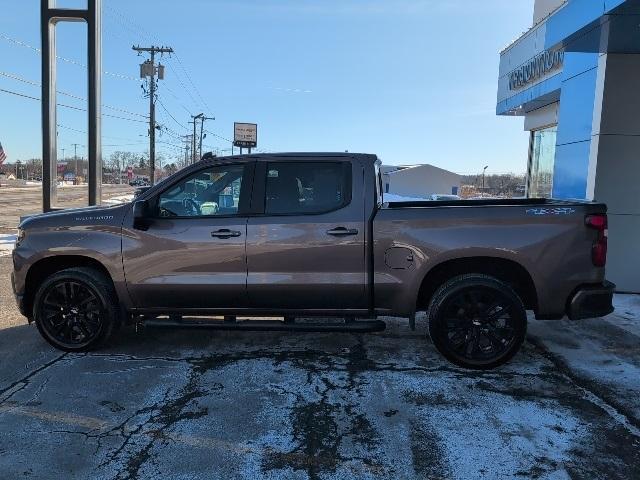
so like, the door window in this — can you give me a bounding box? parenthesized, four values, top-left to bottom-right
(265, 162, 351, 215)
(157, 164, 245, 217)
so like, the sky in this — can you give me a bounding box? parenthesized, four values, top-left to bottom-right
(0, 0, 534, 175)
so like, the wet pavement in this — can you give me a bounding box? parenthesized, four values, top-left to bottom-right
(1, 306, 639, 479)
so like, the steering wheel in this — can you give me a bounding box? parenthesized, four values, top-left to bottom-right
(182, 197, 201, 216)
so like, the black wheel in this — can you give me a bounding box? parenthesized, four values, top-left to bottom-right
(427, 274, 527, 370)
(33, 267, 118, 352)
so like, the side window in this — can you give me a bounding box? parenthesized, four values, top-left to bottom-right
(157, 164, 245, 217)
(265, 162, 351, 215)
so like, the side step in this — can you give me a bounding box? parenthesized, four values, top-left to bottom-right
(142, 318, 386, 333)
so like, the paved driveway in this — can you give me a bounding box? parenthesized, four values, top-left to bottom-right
(1, 310, 639, 479)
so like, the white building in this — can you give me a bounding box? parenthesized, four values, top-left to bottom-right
(381, 164, 461, 199)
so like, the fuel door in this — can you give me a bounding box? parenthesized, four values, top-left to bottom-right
(385, 247, 415, 270)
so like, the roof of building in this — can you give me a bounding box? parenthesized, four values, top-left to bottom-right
(382, 163, 460, 177)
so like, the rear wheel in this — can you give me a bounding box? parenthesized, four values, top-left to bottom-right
(33, 267, 118, 352)
(427, 274, 527, 370)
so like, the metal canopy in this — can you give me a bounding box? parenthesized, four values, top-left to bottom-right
(41, 0, 102, 211)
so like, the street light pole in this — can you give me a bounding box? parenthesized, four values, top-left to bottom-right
(199, 116, 215, 160)
(482, 165, 489, 193)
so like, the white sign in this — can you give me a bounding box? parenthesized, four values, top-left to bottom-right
(234, 122, 257, 148)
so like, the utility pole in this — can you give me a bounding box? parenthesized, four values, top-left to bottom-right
(199, 116, 215, 159)
(190, 113, 203, 164)
(181, 134, 193, 168)
(132, 45, 173, 185)
(71, 143, 80, 180)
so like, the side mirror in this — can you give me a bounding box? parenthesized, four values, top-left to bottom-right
(133, 200, 149, 221)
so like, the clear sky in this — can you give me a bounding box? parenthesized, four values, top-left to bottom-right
(0, 0, 534, 174)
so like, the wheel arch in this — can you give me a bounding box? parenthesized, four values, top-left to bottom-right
(416, 256, 538, 312)
(23, 255, 116, 319)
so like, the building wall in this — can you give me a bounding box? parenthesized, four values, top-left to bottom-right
(551, 52, 600, 199)
(534, 0, 566, 24)
(384, 165, 461, 198)
(590, 53, 640, 292)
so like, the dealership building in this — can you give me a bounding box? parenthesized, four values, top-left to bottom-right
(497, 0, 640, 292)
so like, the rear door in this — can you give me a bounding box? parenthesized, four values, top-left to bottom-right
(245, 158, 367, 311)
(123, 161, 253, 310)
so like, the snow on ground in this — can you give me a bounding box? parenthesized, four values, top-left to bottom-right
(528, 294, 640, 422)
(383, 193, 430, 202)
(0, 234, 16, 258)
(103, 194, 134, 205)
(610, 294, 640, 337)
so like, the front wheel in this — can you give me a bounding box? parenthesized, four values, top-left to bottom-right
(33, 267, 118, 352)
(427, 274, 527, 370)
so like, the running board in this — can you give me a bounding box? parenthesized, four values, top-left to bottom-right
(142, 318, 386, 333)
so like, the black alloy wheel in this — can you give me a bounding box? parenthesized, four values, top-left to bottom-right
(34, 268, 117, 351)
(428, 274, 527, 369)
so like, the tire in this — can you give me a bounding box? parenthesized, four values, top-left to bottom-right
(427, 274, 527, 370)
(33, 267, 118, 352)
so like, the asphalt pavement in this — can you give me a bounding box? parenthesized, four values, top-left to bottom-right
(0, 261, 639, 479)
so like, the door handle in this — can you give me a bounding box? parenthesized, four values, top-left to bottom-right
(326, 227, 359, 236)
(211, 229, 242, 238)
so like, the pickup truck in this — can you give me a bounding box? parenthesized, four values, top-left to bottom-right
(11, 153, 615, 369)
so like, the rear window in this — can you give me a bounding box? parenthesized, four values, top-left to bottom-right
(265, 161, 351, 215)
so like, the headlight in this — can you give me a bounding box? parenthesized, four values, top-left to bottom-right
(15, 228, 25, 247)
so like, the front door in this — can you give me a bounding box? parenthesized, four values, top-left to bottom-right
(246, 159, 366, 311)
(123, 162, 253, 310)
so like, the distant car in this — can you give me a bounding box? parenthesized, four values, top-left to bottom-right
(129, 179, 150, 187)
(429, 194, 461, 201)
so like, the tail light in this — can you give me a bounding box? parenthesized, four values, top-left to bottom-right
(585, 214, 608, 267)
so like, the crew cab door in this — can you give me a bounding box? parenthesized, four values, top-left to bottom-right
(122, 161, 254, 310)
(245, 158, 366, 311)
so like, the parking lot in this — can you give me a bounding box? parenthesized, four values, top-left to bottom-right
(0, 189, 639, 479)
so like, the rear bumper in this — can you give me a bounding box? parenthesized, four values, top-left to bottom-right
(567, 281, 615, 320)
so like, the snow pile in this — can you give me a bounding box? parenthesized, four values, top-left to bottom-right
(103, 194, 134, 205)
(383, 193, 430, 203)
(0, 233, 16, 257)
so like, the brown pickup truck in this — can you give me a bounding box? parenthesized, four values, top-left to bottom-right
(12, 153, 614, 369)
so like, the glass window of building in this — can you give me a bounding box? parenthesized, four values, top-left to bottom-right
(528, 126, 557, 198)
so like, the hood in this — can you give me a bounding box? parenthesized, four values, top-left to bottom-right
(19, 204, 130, 230)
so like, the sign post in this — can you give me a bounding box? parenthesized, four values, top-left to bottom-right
(233, 122, 257, 154)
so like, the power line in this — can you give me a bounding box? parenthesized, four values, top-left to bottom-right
(103, 6, 205, 113)
(0, 86, 148, 123)
(165, 61, 202, 111)
(0, 70, 147, 118)
(172, 53, 213, 114)
(161, 84, 193, 116)
(156, 97, 186, 131)
(0, 32, 137, 81)
(204, 129, 233, 144)
(159, 126, 185, 141)
(56, 124, 145, 142)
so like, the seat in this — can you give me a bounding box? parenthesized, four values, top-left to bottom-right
(267, 174, 301, 213)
